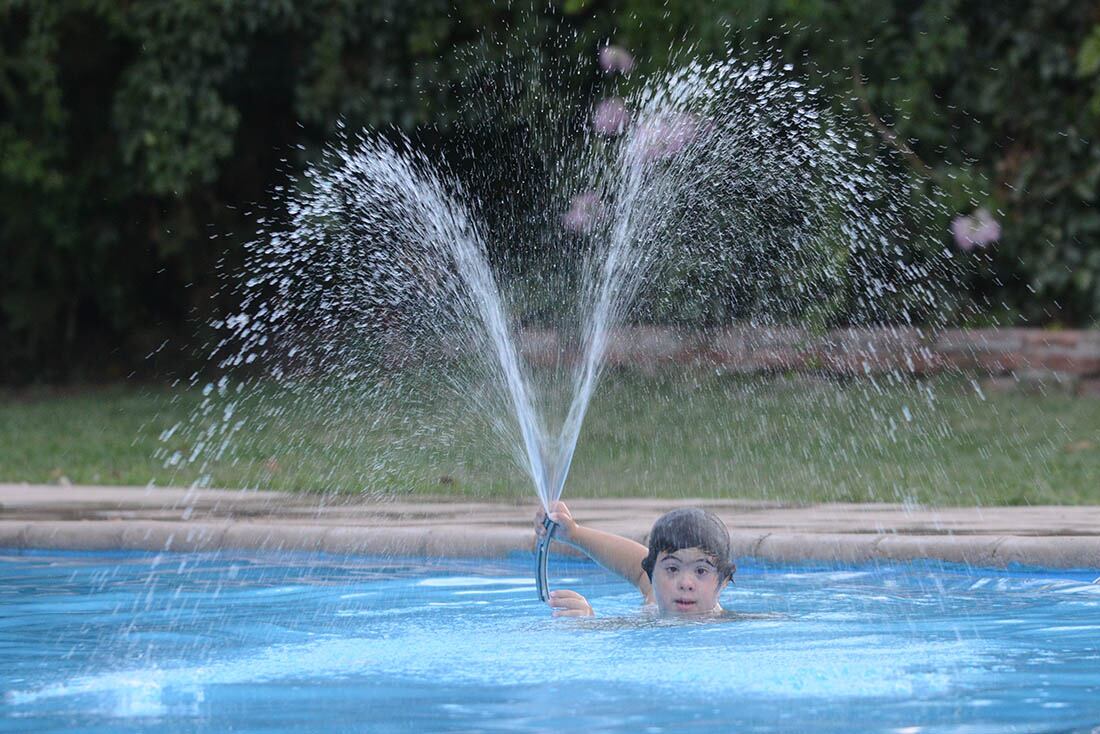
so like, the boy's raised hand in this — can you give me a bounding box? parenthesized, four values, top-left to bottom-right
(548, 589, 594, 617)
(535, 501, 578, 544)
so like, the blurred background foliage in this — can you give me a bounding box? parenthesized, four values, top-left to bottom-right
(1, 0, 1099, 382)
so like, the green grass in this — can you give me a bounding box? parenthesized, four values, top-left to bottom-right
(1, 370, 1098, 505)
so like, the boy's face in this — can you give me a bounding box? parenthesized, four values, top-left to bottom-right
(651, 547, 729, 616)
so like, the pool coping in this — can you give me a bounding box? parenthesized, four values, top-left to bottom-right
(2, 484, 1099, 569)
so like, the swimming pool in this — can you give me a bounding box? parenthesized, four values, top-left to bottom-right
(2, 549, 1098, 732)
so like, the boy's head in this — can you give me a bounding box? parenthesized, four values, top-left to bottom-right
(641, 508, 735, 615)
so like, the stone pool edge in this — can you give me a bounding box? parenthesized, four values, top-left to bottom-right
(2, 520, 1099, 570)
(2, 486, 1099, 570)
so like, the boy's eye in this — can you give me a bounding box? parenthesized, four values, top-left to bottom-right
(664, 566, 679, 574)
(695, 567, 712, 577)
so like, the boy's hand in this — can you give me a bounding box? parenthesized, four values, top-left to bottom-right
(535, 501, 579, 544)
(548, 589, 594, 617)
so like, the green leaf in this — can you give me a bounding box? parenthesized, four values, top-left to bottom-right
(1077, 25, 1100, 76)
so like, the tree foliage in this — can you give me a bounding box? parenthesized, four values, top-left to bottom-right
(1, 0, 1098, 381)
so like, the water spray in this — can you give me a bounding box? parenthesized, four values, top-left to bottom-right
(189, 56, 959, 618)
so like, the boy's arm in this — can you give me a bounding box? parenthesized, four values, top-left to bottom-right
(536, 502, 653, 597)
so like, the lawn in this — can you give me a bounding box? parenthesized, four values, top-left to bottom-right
(1, 370, 1098, 505)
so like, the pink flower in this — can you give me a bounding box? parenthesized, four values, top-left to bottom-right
(632, 112, 699, 161)
(598, 45, 635, 75)
(592, 98, 631, 136)
(951, 208, 1001, 251)
(563, 191, 601, 232)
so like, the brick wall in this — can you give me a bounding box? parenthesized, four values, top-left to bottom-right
(515, 327, 1100, 396)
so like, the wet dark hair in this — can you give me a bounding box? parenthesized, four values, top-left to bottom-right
(640, 508, 735, 581)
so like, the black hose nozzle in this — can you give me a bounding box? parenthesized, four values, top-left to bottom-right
(536, 515, 558, 602)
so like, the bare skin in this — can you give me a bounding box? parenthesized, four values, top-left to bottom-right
(535, 502, 730, 617)
(647, 548, 729, 616)
(546, 589, 593, 618)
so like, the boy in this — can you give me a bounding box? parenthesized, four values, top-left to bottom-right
(534, 502, 735, 617)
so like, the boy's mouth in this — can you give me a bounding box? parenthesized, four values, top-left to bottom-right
(673, 599, 697, 611)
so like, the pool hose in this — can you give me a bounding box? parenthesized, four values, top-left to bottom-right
(536, 515, 558, 602)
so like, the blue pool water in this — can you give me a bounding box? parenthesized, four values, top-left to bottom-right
(1, 549, 1098, 733)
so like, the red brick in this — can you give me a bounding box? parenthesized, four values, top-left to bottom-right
(973, 352, 1029, 375)
(934, 328, 1025, 353)
(1078, 378, 1100, 397)
(1032, 354, 1100, 374)
(1074, 335, 1100, 360)
(504, 325, 1100, 378)
(1024, 330, 1081, 348)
